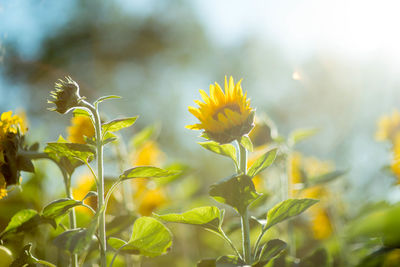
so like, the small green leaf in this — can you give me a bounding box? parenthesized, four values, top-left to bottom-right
(240, 135, 253, 152)
(154, 206, 224, 233)
(45, 142, 95, 163)
(106, 214, 137, 236)
(199, 141, 238, 167)
(41, 199, 82, 226)
(119, 217, 172, 257)
(307, 170, 346, 187)
(209, 174, 260, 215)
(108, 237, 128, 251)
(256, 239, 287, 265)
(0, 209, 41, 238)
(120, 166, 180, 180)
(248, 148, 277, 178)
(102, 117, 138, 133)
(288, 128, 319, 147)
(53, 206, 102, 253)
(265, 198, 318, 230)
(94, 95, 121, 106)
(73, 108, 92, 118)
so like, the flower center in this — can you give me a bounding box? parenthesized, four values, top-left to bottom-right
(212, 103, 241, 120)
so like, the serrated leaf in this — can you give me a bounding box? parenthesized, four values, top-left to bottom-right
(154, 206, 224, 233)
(94, 95, 121, 106)
(265, 198, 318, 230)
(41, 199, 82, 225)
(209, 174, 260, 215)
(0, 209, 41, 238)
(199, 141, 238, 167)
(307, 170, 346, 187)
(247, 148, 277, 178)
(102, 117, 138, 133)
(240, 135, 253, 152)
(288, 128, 319, 147)
(120, 166, 180, 180)
(119, 217, 172, 257)
(256, 239, 287, 266)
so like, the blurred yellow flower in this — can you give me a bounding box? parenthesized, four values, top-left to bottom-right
(67, 116, 95, 144)
(0, 173, 7, 200)
(187, 76, 254, 144)
(376, 110, 400, 142)
(73, 174, 96, 214)
(132, 140, 165, 166)
(137, 188, 167, 216)
(0, 111, 29, 198)
(310, 207, 333, 240)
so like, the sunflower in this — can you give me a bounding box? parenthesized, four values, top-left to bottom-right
(67, 116, 95, 144)
(187, 76, 255, 144)
(376, 110, 400, 142)
(0, 111, 31, 199)
(49, 76, 83, 114)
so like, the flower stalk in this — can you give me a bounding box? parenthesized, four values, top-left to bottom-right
(238, 141, 251, 264)
(81, 100, 107, 267)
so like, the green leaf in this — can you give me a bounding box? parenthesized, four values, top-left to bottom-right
(199, 141, 238, 167)
(154, 206, 224, 233)
(265, 198, 318, 230)
(120, 166, 180, 180)
(45, 142, 95, 163)
(256, 239, 287, 266)
(288, 128, 319, 147)
(106, 214, 137, 236)
(119, 217, 172, 257)
(209, 174, 260, 215)
(102, 117, 138, 133)
(41, 198, 82, 227)
(53, 206, 102, 253)
(307, 170, 346, 187)
(197, 259, 216, 267)
(247, 148, 278, 178)
(108, 237, 128, 251)
(94, 95, 121, 106)
(240, 135, 253, 152)
(73, 108, 92, 118)
(0, 209, 41, 238)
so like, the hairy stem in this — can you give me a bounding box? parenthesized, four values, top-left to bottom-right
(238, 141, 251, 264)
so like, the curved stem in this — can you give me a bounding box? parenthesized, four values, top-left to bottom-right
(110, 243, 129, 267)
(237, 141, 251, 264)
(218, 228, 243, 260)
(82, 100, 107, 267)
(35, 260, 57, 267)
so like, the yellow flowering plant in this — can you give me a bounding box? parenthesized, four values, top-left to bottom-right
(0, 77, 179, 267)
(155, 76, 319, 266)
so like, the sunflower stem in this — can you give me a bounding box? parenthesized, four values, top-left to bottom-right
(238, 141, 251, 264)
(82, 101, 107, 267)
